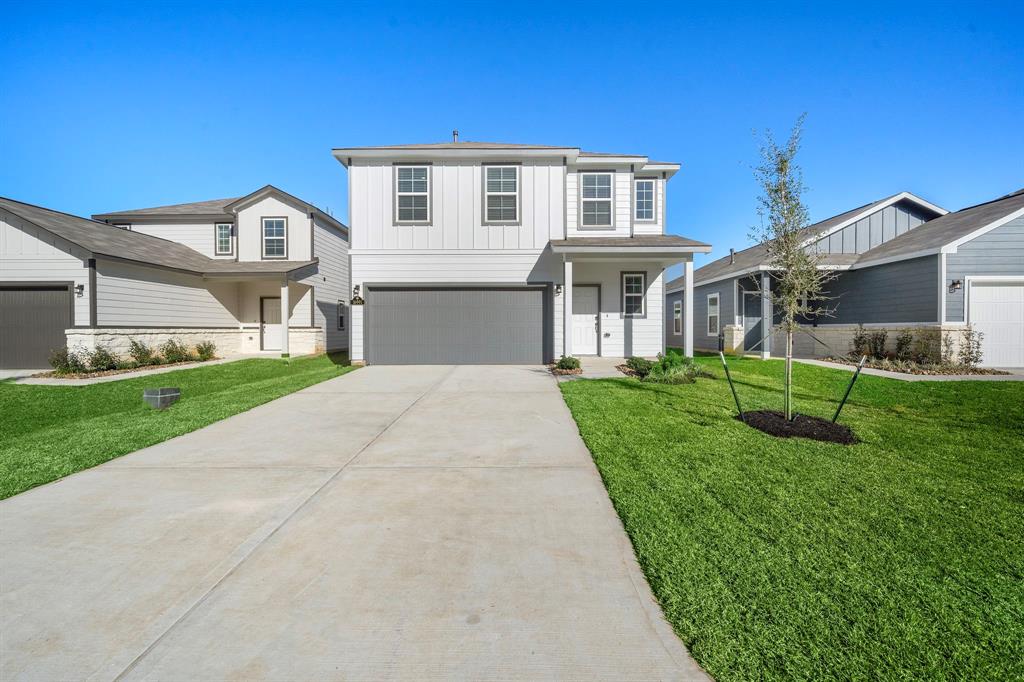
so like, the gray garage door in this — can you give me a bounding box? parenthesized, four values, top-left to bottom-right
(367, 287, 546, 364)
(0, 285, 72, 368)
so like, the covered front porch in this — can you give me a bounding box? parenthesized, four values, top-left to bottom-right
(550, 236, 711, 359)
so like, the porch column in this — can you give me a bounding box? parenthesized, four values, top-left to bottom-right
(563, 258, 573, 357)
(280, 276, 290, 358)
(760, 272, 771, 359)
(683, 259, 694, 357)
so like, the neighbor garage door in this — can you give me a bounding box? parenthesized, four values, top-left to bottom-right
(366, 287, 546, 364)
(969, 281, 1024, 367)
(0, 285, 72, 368)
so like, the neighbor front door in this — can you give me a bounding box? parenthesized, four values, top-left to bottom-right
(743, 292, 763, 352)
(572, 286, 599, 355)
(261, 297, 282, 351)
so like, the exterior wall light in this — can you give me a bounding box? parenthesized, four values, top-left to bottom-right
(949, 279, 963, 293)
(75, 284, 85, 297)
(554, 284, 562, 296)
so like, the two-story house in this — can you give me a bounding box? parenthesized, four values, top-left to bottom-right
(0, 185, 348, 368)
(332, 140, 711, 365)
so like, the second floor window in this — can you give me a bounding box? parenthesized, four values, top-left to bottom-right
(581, 173, 613, 227)
(396, 166, 429, 223)
(262, 218, 286, 258)
(485, 166, 518, 223)
(215, 223, 233, 255)
(635, 179, 655, 221)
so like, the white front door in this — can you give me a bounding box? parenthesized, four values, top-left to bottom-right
(261, 297, 282, 351)
(969, 281, 1024, 367)
(572, 286, 599, 355)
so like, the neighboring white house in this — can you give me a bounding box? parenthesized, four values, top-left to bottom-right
(0, 185, 348, 368)
(332, 140, 711, 365)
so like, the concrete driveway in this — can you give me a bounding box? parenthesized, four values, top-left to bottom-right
(1, 365, 706, 681)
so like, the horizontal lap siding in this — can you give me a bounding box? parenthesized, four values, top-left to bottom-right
(128, 222, 220, 258)
(96, 261, 238, 327)
(306, 219, 349, 350)
(946, 217, 1024, 322)
(1, 209, 90, 324)
(692, 279, 735, 350)
(825, 256, 938, 324)
(571, 262, 664, 358)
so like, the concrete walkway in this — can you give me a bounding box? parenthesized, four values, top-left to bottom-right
(0, 365, 706, 681)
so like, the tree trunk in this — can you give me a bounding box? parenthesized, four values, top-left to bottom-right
(785, 330, 793, 420)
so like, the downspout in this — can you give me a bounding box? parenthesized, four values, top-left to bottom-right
(88, 258, 97, 327)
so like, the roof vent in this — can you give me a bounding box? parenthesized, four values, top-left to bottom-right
(729, 248, 735, 264)
(452, 129, 459, 143)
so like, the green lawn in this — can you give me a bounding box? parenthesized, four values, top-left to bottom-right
(560, 353, 1023, 681)
(0, 353, 356, 499)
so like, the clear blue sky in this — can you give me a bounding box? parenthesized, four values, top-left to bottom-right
(2, 1, 1022, 270)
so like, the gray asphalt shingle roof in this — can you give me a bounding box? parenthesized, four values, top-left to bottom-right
(692, 195, 903, 285)
(856, 187, 1024, 264)
(332, 140, 663, 160)
(0, 197, 316, 276)
(92, 197, 238, 219)
(550, 235, 710, 249)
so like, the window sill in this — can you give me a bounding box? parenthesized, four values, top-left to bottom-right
(393, 222, 433, 227)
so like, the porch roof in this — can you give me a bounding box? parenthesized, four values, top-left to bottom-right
(549, 235, 711, 255)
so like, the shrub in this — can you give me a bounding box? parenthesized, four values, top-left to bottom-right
(128, 338, 157, 365)
(641, 353, 714, 384)
(87, 344, 119, 371)
(625, 356, 653, 378)
(941, 331, 955, 365)
(49, 347, 87, 375)
(850, 324, 870, 358)
(195, 340, 217, 361)
(159, 338, 195, 364)
(895, 329, 914, 361)
(555, 355, 580, 370)
(912, 330, 942, 365)
(958, 325, 985, 368)
(868, 329, 888, 359)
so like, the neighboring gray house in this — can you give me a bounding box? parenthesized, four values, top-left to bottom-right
(0, 186, 349, 369)
(665, 188, 1024, 367)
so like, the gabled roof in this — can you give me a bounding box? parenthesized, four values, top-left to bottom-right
(691, 192, 945, 286)
(0, 197, 316, 277)
(853, 187, 1024, 267)
(92, 184, 347, 235)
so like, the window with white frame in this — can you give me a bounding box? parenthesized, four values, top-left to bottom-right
(396, 166, 430, 223)
(635, 179, 655, 221)
(262, 218, 286, 258)
(337, 300, 346, 331)
(673, 300, 682, 334)
(707, 293, 720, 336)
(215, 223, 233, 255)
(581, 173, 613, 227)
(485, 166, 518, 223)
(622, 272, 646, 317)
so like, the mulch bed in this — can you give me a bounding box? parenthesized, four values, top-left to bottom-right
(33, 358, 216, 380)
(738, 410, 858, 445)
(616, 364, 641, 377)
(823, 357, 1008, 376)
(550, 366, 583, 376)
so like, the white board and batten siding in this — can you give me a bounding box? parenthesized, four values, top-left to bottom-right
(350, 161, 565, 250)
(0, 208, 91, 324)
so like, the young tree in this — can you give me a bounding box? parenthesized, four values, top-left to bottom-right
(749, 115, 837, 420)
